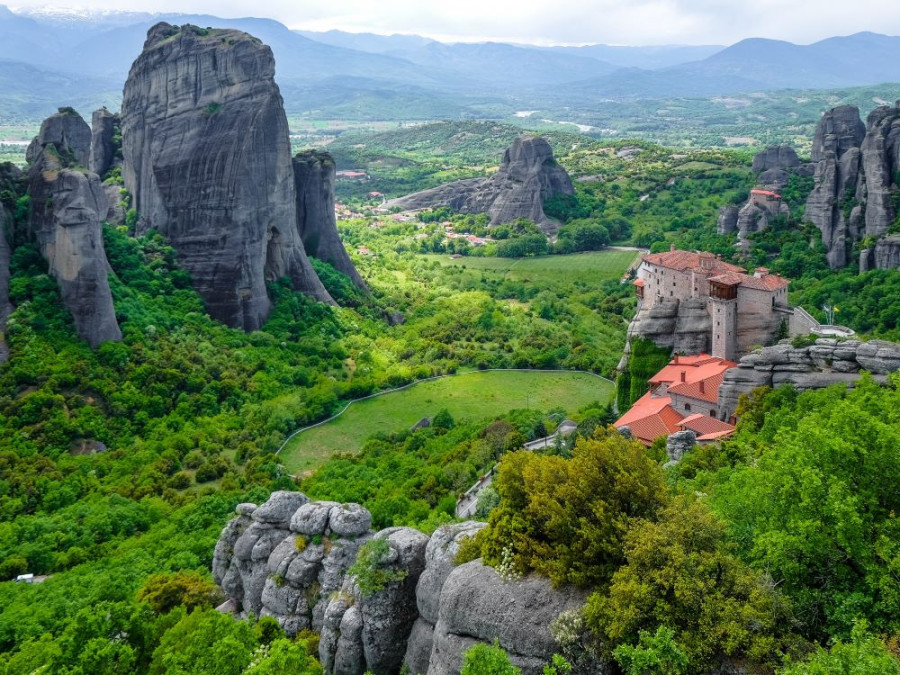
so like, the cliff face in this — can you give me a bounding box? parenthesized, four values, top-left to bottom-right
(718, 338, 900, 418)
(292, 150, 366, 289)
(385, 136, 574, 235)
(805, 103, 900, 269)
(626, 298, 712, 355)
(213, 493, 586, 675)
(26, 109, 122, 347)
(121, 23, 332, 331)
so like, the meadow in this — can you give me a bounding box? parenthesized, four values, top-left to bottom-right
(279, 369, 614, 474)
(421, 249, 639, 283)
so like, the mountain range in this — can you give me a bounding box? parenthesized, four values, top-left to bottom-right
(0, 6, 899, 121)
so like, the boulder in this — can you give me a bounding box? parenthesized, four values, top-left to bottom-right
(26, 109, 122, 347)
(428, 561, 588, 675)
(252, 491, 310, 527)
(386, 136, 574, 235)
(329, 504, 372, 537)
(666, 430, 696, 463)
(874, 236, 900, 270)
(121, 23, 332, 331)
(293, 151, 366, 289)
(291, 501, 340, 535)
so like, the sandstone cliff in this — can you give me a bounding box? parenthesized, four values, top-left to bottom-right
(121, 23, 332, 331)
(25, 109, 122, 347)
(718, 338, 900, 418)
(293, 150, 366, 290)
(626, 298, 712, 355)
(385, 136, 574, 235)
(213, 492, 585, 675)
(805, 103, 900, 269)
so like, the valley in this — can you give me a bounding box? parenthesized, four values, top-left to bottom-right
(0, 9, 900, 675)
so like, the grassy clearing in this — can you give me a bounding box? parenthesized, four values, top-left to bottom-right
(280, 370, 614, 474)
(420, 250, 639, 284)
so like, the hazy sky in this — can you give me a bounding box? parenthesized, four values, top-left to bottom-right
(11, 0, 900, 45)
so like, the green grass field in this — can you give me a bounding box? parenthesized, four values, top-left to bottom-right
(280, 370, 614, 474)
(421, 250, 639, 283)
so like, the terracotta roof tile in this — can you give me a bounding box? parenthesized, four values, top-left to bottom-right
(643, 250, 745, 275)
(678, 413, 735, 436)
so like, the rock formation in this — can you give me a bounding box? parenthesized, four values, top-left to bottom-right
(804, 103, 900, 270)
(0, 203, 12, 363)
(25, 109, 121, 347)
(718, 338, 900, 418)
(665, 429, 696, 465)
(752, 145, 801, 174)
(716, 205, 739, 235)
(293, 151, 366, 289)
(626, 298, 712, 355)
(89, 108, 119, 178)
(213, 492, 585, 675)
(385, 136, 574, 235)
(121, 23, 332, 331)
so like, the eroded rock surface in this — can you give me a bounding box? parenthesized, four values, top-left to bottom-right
(718, 338, 900, 418)
(385, 136, 574, 234)
(293, 150, 366, 289)
(428, 561, 587, 675)
(89, 108, 119, 177)
(752, 145, 800, 173)
(121, 23, 331, 330)
(805, 103, 900, 269)
(26, 109, 121, 347)
(213, 497, 579, 675)
(627, 298, 712, 355)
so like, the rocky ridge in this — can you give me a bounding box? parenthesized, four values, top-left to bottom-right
(213, 492, 584, 675)
(385, 136, 574, 235)
(717, 337, 900, 418)
(121, 23, 333, 330)
(805, 103, 900, 269)
(25, 108, 122, 347)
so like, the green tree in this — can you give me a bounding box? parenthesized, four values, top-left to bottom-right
(136, 571, 224, 614)
(586, 498, 796, 670)
(149, 609, 255, 675)
(480, 430, 668, 587)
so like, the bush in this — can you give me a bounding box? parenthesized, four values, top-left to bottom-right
(136, 571, 224, 614)
(461, 640, 521, 675)
(347, 538, 407, 595)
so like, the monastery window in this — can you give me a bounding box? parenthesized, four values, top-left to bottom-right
(710, 409, 716, 417)
(684, 403, 691, 411)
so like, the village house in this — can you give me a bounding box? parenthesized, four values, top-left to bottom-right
(614, 354, 737, 446)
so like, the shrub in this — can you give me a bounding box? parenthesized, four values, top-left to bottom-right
(136, 571, 224, 614)
(461, 640, 520, 675)
(347, 538, 407, 595)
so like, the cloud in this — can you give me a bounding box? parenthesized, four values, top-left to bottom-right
(11, 0, 900, 45)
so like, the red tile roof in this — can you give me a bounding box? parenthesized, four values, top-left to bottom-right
(643, 250, 745, 275)
(648, 354, 736, 389)
(751, 189, 781, 198)
(708, 271, 789, 292)
(614, 392, 684, 446)
(678, 413, 735, 436)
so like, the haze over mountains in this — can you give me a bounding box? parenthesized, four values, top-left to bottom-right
(1, 5, 899, 120)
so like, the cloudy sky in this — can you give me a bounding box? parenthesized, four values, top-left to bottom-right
(11, 0, 900, 45)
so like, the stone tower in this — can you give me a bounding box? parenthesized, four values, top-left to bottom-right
(710, 278, 738, 361)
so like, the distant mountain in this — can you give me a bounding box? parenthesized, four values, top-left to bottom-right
(0, 58, 120, 119)
(295, 29, 436, 54)
(540, 44, 724, 69)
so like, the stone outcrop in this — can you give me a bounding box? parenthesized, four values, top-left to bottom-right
(752, 145, 800, 173)
(385, 136, 574, 235)
(627, 298, 712, 354)
(718, 338, 900, 418)
(804, 103, 900, 270)
(428, 562, 588, 675)
(665, 430, 696, 464)
(26, 109, 121, 347)
(293, 151, 366, 289)
(214, 493, 584, 675)
(89, 108, 119, 178)
(26, 107, 92, 168)
(121, 23, 332, 331)
(717, 205, 739, 235)
(403, 521, 486, 675)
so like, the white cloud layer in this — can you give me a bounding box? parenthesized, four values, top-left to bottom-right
(11, 0, 900, 45)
